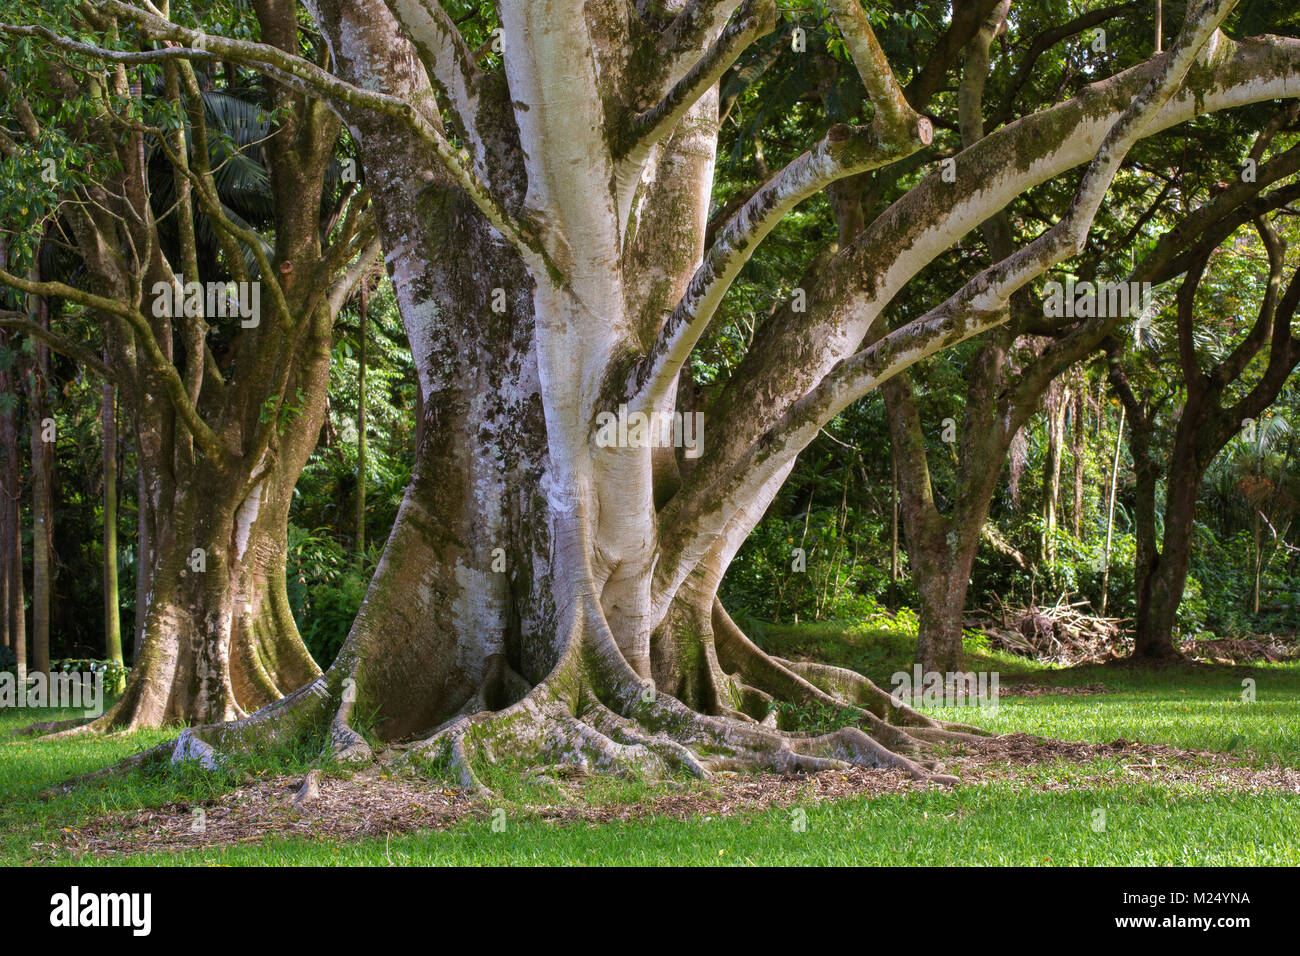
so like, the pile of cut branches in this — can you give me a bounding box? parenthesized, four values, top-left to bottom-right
(1181, 634, 1299, 664)
(969, 594, 1131, 665)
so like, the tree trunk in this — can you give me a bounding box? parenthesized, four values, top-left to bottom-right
(133, 465, 149, 661)
(108, 453, 324, 728)
(0, 329, 24, 683)
(103, 376, 124, 689)
(105, 0, 1266, 784)
(1131, 446, 1200, 661)
(889, 451, 899, 602)
(104, 310, 333, 729)
(1071, 384, 1086, 537)
(27, 279, 52, 676)
(356, 280, 367, 556)
(1100, 405, 1125, 615)
(1041, 384, 1067, 567)
(912, 533, 982, 674)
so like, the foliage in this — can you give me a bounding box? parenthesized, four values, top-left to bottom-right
(285, 525, 378, 668)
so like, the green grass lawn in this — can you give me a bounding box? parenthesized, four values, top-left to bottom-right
(2, 621, 1297, 866)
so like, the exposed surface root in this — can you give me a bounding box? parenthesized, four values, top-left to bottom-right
(710, 601, 988, 738)
(57, 602, 994, 801)
(398, 654, 965, 797)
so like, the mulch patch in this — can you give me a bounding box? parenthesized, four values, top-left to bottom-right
(40, 733, 1300, 859)
(1001, 682, 1110, 697)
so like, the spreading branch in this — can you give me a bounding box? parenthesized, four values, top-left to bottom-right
(654, 0, 1241, 602)
(0, 269, 226, 462)
(628, 120, 931, 410)
(2, 3, 544, 264)
(684, 25, 1300, 523)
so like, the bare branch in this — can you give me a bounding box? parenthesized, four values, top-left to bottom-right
(0, 269, 226, 461)
(4, 3, 545, 265)
(327, 235, 383, 317)
(0, 311, 116, 381)
(990, 2, 1142, 127)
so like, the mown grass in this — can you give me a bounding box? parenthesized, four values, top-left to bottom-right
(0, 703, 328, 865)
(2, 621, 1297, 866)
(37, 771, 1300, 866)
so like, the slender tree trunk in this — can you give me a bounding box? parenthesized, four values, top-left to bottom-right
(0, 446, 7, 658)
(1252, 509, 1262, 614)
(1071, 385, 1086, 537)
(1, 326, 24, 683)
(356, 280, 367, 556)
(889, 452, 899, 603)
(1100, 405, 1125, 615)
(27, 278, 52, 676)
(102, 375, 124, 687)
(133, 465, 149, 661)
(1041, 384, 1067, 567)
(5, 463, 24, 685)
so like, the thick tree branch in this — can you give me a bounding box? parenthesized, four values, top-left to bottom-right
(686, 27, 1300, 530)
(654, 0, 1241, 601)
(786, 0, 1239, 445)
(1215, 217, 1287, 386)
(628, 120, 931, 409)
(382, 0, 483, 142)
(653, 0, 746, 92)
(828, 0, 931, 143)
(620, 0, 776, 160)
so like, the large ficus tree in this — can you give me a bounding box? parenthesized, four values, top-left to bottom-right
(26, 0, 1300, 782)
